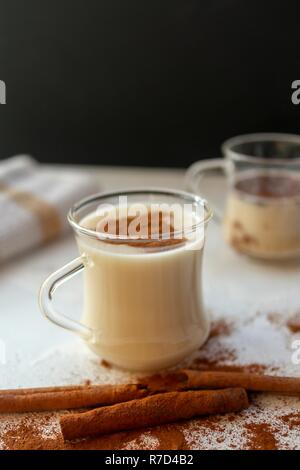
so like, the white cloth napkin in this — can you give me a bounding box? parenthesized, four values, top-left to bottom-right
(0, 155, 99, 262)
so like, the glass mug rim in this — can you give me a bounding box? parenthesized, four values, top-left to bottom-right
(221, 132, 300, 165)
(68, 187, 213, 244)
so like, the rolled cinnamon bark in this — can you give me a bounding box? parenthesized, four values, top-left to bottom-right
(182, 369, 300, 395)
(142, 369, 300, 395)
(60, 388, 249, 441)
(0, 384, 87, 396)
(0, 384, 147, 413)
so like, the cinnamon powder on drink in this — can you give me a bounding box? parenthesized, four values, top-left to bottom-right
(97, 210, 186, 248)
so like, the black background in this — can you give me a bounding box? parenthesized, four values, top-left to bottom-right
(0, 0, 299, 167)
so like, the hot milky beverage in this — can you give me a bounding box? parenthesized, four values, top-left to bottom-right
(39, 190, 212, 372)
(223, 172, 300, 258)
(186, 133, 300, 260)
(78, 208, 209, 371)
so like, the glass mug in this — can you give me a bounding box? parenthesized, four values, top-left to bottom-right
(39, 189, 212, 372)
(186, 133, 300, 260)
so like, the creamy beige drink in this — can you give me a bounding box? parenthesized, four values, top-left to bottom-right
(224, 172, 300, 259)
(78, 209, 208, 371)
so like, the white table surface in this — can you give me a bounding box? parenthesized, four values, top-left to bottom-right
(1, 164, 300, 449)
(0, 165, 299, 389)
(0, 165, 189, 387)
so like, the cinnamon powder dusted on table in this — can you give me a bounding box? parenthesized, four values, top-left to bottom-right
(287, 312, 300, 333)
(193, 361, 271, 374)
(280, 412, 300, 427)
(209, 319, 234, 338)
(244, 423, 278, 450)
(3, 312, 300, 450)
(192, 318, 239, 370)
(191, 315, 280, 374)
(0, 414, 186, 450)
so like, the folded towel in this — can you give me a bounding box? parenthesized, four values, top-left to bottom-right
(0, 155, 99, 262)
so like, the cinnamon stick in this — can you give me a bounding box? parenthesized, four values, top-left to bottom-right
(142, 369, 300, 396)
(0, 384, 147, 413)
(60, 388, 249, 441)
(183, 370, 300, 395)
(0, 384, 88, 396)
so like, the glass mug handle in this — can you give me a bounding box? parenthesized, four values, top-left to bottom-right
(39, 256, 93, 341)
(185, 159, 229, 223)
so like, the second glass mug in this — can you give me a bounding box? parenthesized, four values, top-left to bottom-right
(186, 133, 300, 260)
(39, 189, 212, 372)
